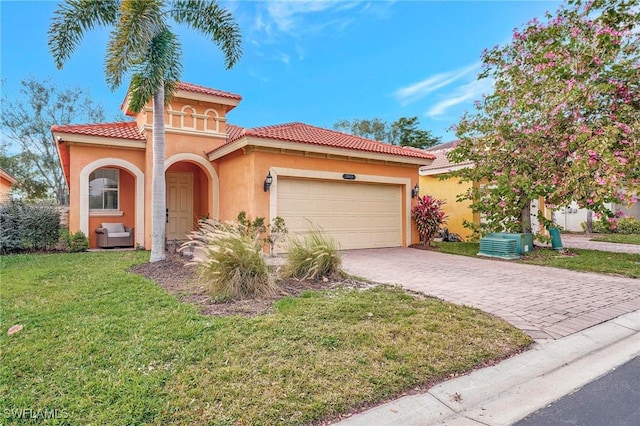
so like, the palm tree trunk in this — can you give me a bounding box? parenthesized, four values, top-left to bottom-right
(150, 87, 166, 262)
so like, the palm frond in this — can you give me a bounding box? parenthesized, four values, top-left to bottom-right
(48, 0, 119, 69)
(105, 0, 164, 90)
(127, 27, 183, 112)
(170, 0, 242, 69)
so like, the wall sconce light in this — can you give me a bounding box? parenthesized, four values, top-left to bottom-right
(263, 171, 273, 192)
(411, 183, 420, 199)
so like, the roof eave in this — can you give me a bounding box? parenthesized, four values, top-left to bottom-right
(0, 168, 17, 184)
(419, 163, 473, 176)
(51, 130, 146, 149)
(209, 136, 434, 166)
(173, 89, 241, 110)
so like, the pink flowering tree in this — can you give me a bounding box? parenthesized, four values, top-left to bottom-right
(412, 195, 447, 246)
(449, 0, 639, 236)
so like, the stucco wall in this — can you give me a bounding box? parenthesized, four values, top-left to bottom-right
(216, 148, 421, 246)
(420, 174, 476, 240)
(215, 150, 255, 222)
(0, 176, 14, 200)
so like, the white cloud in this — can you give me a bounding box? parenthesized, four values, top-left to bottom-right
(243, 1, 391, 65)
(275, 51, 291, 65)
(265, 1, 353, 33)
(426, 77, 494, 118)
(393, 62, 480, 106)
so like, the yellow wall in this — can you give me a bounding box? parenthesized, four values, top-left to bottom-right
(420, 174, 476, 240)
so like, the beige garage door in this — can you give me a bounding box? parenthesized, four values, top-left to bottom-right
(277, 178, 402, 250)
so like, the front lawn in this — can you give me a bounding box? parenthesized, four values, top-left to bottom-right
(435, 242, 640, 278)
(590, 234, 640, 245)
(521, 248, 640, 277)
(0, 252, 531, 425)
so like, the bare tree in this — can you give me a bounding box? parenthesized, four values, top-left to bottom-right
(1, 77, 105, 203)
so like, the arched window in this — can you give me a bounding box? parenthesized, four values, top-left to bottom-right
(89, 168, 119, 210)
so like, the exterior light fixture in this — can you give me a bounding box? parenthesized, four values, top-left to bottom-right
(411, 183, 420, 198)
(263, 171, 273, 192)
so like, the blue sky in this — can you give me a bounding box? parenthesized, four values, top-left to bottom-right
(1, 0, 560, 142)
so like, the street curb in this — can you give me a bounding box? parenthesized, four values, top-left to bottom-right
(334, 310, 640, 425)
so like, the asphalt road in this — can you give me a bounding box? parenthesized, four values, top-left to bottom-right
(516, 356, 640, 426)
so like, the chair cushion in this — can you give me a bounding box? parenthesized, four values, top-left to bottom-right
(107, 232, 130, 238)
(101, 223, 125, 233)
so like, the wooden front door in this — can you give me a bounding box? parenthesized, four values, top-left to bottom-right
(166, 172, 193, 240)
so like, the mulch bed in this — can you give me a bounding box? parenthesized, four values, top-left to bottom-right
(129, 255, 372, 317)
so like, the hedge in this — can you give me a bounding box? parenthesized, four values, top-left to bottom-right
(0, 200, 60, 254)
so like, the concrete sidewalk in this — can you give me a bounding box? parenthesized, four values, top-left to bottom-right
(559, 234, 639, 254)
(334, 310, 640, 426)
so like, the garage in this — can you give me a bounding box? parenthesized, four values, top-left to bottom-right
(277, 178, 402, 250)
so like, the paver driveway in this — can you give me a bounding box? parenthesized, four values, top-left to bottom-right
(341, 248, 640, 341)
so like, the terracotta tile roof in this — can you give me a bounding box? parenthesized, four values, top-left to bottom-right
(51, 121, 145, 141)
(177, 82, 242, 101)
(420, 140, 472, 173)
(226, 124, 245, 142)
(222, 122, 435, 160)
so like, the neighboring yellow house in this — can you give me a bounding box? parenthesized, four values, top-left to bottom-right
(51, 82, 435, 249)
(419, 141, 640, 237)
(0, 167, 17, 201)
(419, 141, 477, 240)
(419, 142, 554, 239)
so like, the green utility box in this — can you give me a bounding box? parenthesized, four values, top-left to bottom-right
(478, 237, 519, 260)
(485, 233, 534, 255)
(548, 227, 563, 250)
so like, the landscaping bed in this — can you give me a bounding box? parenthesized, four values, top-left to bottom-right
(129, 254, 372, 317)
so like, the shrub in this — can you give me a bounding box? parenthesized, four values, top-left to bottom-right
(580, 217, 612, 233)
(185, 219, 275, 299)
(266, 216, 288, 255)
(236, 211, 289, 255)
(67, 231, 89, 253)
(236, 211, 266, 239)
(0, 200, 60, 254)
(412, 195, 447, 246)
(580, 216, 640, 234)
(283, 229, 341, 280)
(617, 217, 640, 234)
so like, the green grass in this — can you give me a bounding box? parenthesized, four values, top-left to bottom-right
(1, 252, 531, 425)
(590, 234, 640, 245)
(522, 248, 640, 277)
(434, 241, 479, 257)
(434, 242, 640, 278)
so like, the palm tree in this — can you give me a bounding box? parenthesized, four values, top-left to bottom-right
(48, 0, 242, 261)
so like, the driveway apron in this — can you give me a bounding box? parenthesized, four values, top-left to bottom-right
(341, 248, 640, 341)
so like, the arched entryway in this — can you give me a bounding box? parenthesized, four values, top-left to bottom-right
(79, 158, 145, 247)
(164, 154, 219, 241)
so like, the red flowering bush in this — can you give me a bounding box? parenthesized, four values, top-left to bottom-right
(412, 195, 448, 246)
